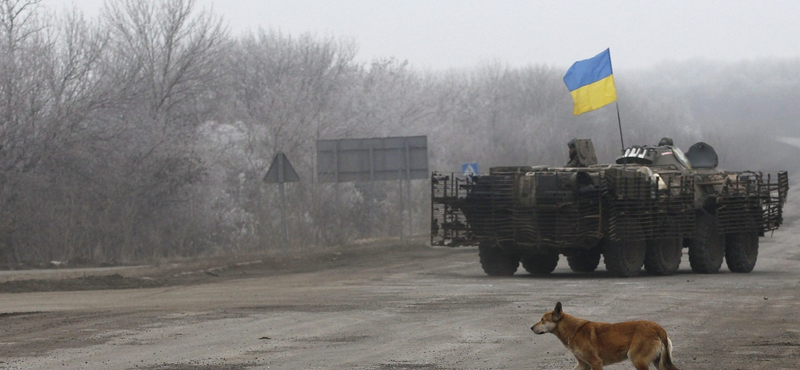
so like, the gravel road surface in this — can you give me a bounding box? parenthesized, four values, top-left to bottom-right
(1, 219, 799, 369)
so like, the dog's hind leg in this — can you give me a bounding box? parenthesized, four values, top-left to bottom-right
(630, 337, 661, 370)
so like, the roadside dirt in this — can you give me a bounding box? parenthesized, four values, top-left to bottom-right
(0, 239, 409, 293)
(1, 227, 799, 369)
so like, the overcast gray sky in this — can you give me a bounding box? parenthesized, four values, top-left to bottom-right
(43, 0, 800, 72)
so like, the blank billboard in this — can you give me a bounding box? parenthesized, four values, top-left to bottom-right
(317, 136, 428, 183)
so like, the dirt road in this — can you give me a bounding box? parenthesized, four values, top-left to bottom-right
(1, 224, 799, 369)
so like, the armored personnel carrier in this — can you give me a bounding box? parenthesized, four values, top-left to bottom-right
(431, 139, 788, 277)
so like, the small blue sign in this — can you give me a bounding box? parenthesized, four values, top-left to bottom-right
(462, 162, 478, 176)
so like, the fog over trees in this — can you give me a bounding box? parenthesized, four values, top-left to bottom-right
(1, 0, 798, 266)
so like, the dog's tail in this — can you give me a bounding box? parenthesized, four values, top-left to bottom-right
(658, 334, 679, 370)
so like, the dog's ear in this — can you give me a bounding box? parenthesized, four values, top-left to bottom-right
(553, 302, 563, 320)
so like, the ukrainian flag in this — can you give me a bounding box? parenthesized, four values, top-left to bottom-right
(564, 49, 617, 115)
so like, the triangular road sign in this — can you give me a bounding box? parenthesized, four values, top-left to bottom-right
(264, 152, 300, 183)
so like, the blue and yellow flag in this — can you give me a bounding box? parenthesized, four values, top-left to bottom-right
(564, 49, 617, 115)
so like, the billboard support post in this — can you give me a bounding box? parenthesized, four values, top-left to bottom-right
(369, 144, 375, 238)
(405, 141, 412, 236)
(317, 136, 428, 242)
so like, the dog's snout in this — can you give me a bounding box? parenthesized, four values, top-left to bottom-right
(531, 322, 549, 334)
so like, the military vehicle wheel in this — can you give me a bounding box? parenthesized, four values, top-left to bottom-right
(689, 213, 725, 274)
(603, 234, 646, 277)
(478, 242, 518, 276)
(644, 235, 682, 276)
(567, 250, 601, 272)
(725, 227, 759, 273)
(521, 254, 559, 274)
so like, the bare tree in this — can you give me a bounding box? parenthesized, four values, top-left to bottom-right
(89, 0, 227, 261)
(218, 30, 356, 248)
(0, 0, 65, 264)
(0, 0, 44, 174)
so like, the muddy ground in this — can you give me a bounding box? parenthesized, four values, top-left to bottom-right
(1, 225, 799, 369)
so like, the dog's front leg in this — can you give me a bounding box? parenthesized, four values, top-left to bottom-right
(571, 356, 591, 370)
(584, 358, 603, 370)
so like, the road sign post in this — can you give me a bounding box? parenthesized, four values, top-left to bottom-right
(264, 152, 300, 253)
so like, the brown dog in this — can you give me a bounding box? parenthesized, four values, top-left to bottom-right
(531, 302, 678, 370)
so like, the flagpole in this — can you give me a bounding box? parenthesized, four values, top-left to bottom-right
(615, 101, 625, 153)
